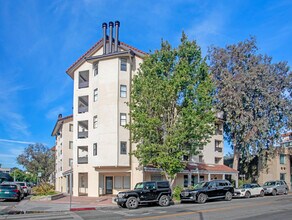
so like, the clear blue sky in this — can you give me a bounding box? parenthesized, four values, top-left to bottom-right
(0, 0, 291, 168)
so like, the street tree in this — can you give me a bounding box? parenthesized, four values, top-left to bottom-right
(17, 143, 54, 182)
(209, 37, 292, 172)
(128, 33, 215, 186)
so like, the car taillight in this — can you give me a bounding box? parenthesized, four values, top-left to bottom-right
(13, 189, 20, 193)
(22, 186, 27, 189)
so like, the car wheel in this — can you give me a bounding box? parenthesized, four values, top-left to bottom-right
(272, 189, 277, 196)
(225, 191, 233, 201)
(126, 197, 138, 209)
(260, 190, 264, 197)
(17, 195, 21, 202)
(158, 195, 170, 207)
(244, 191, 251, 199)
(197, 193, 207, 204)
(284, 189, 288, 195)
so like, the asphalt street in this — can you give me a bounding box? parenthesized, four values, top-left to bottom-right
(0, 196, 31, 214)
(1, 194, 292, 219)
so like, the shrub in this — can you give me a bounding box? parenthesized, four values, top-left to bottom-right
(33, 183, 56, 196)
(173, 185, 183, 201)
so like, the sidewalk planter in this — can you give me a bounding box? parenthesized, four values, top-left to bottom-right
(30, 193, 64, 201)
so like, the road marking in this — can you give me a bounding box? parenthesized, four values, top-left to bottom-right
(130, 201, 274, 220)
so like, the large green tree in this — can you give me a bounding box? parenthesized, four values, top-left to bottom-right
(128, 33, 215, 186)
(17, 143, 54, 182)
(209, 37, 292, 172)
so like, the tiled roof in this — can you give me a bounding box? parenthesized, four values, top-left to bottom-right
(65, 39, 147, 77)
(282, 132, 292, 137)
(58, 114, 73, 122)
(66, 39, 103, 75)
(51, 146, 56, 151)
(186, 163, 238, 173)
(120, 42, 148, 55)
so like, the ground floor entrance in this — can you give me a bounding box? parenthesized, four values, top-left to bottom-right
(105, 176, 113, 194)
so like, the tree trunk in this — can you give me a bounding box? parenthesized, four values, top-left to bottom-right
(232, 147, 239, 171)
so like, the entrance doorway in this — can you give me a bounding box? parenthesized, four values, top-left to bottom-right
(105, 176, 113, 194)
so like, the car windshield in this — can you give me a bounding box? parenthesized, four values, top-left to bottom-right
(134, 182, 144, 189)
(264, 181, 276, 186)
(193, 182, 205, 189)
(0, 185, 17, 189)
(239, 184, 252, 189)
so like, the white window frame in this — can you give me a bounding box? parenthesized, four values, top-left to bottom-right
(120, 85, 127, 98)
(120, 142, 127, 155)
(93, 115, 98, 129)
(69, 141, 73, 149)
(120, 113, 127, 126)
(120, 58, 127, 71)
(93, 88, 98, 102)
(93, 62, 98, 76)
(93, 143, 97, 156)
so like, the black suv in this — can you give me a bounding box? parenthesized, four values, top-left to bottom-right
(114, 181, 172, 209)
(180, 180, 234, 204)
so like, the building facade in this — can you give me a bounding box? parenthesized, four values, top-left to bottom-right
(258, 132, 292, 189)
(60, 21, 237, 197)
(51, 114, 73, 193)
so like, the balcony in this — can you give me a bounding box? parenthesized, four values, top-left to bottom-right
(78, 106, 88, 114)
(78, 156, 88, 164)
(78, 131, 88, 139)
(78, 70, 89, 89)
(79, 81, 89, 89)
(215, 129, 223, 135)
(78, 120, 88, 139)
(215, 147, 223, 153)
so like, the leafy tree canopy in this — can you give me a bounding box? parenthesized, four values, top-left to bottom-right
(17, 143, 54, 182)
(129, 33, 215, 184)
(209, 37, 292, 170)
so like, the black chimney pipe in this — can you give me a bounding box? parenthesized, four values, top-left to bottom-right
(102, 22, 107, 54)
(109, 21, 114, 53)
(114, 21, 120, 52)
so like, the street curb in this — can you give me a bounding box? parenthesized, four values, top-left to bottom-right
(70, 207, 96, 211)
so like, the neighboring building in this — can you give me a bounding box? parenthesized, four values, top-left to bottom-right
(145, 113, 238, 188)
(258, 132, 292, 189)
(51, 114, 73, 193)
(0, 167, 12, 174)
(63, 21, 237, 197)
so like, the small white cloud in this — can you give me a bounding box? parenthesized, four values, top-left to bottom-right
(46, 106, 65, 120)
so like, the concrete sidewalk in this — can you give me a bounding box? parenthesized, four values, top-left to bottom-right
(11, 195, 116, 213)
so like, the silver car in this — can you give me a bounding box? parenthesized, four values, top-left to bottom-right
(263, 180, 289, 196)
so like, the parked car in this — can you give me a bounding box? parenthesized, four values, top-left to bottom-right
(114, 181, 172, 209)
(0, 183, 24, 201)
(180, 180, 234, 204)
(15, 182, 31, 196)
(234, 183, 264, 198)
(263, 180, 289, 196)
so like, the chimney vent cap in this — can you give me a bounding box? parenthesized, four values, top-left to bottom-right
(115, 21, 120, 26)
(109, 21, 114, 26)
(102, 22, 107, 28)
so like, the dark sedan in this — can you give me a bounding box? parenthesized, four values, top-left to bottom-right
(0, 183, 24, 201)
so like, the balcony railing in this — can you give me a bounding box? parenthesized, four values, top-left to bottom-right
(79, 81, 89, 89)
(215, 129, 223, 135)
(78, 106, 88, 113)
(215, 147, 223, 152)
(78, 156, 88, 164)
(78, 131, 88, 139)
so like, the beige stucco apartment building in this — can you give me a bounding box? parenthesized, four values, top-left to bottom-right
(258, 132, 292, 189)
(54, 21, 237, 197)
(51, 114, 73, 193)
